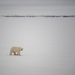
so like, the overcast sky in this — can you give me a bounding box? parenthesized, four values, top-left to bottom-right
(0, 0, 75, 6)
(0, 0, 75, 15)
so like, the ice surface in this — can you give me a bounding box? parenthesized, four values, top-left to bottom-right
(0, 17, 75, 75)
(0, 55, 74, 75)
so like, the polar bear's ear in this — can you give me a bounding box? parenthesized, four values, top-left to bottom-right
(21, 48, 23, 51)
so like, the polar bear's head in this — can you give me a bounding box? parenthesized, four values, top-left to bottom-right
(21, 48, 23, 51)
(18, 47, 23, 51)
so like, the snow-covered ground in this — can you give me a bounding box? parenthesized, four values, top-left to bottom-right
(1, 55, 74, 75)
(0, 0, 75, 75)
(0, 17, 75, 75)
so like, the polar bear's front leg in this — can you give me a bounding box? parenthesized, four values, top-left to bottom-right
(17, 51, 21, 56)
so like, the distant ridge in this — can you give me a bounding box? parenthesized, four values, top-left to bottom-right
(1, 15, 75, 18)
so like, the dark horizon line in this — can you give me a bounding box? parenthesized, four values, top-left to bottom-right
(1, 15, 75, 18)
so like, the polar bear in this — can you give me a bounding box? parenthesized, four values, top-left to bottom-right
(10, 46, 23, 56)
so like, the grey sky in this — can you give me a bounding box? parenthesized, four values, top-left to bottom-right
(0, 0, 75, 15)
(0, 0, 75, 6)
